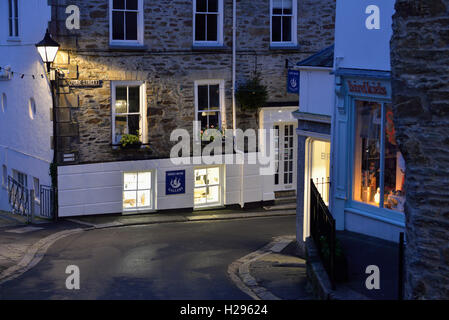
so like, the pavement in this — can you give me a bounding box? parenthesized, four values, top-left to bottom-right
(335, 231, 400, 300)
(228, 235, 313, 300)
(0, 206, 303, 299)
(0, 206, 397, 300)
(64, 206, 296, 229)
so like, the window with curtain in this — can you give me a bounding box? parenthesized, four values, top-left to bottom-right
(195, 81, 223, 132)
(112, 83, 145, 144)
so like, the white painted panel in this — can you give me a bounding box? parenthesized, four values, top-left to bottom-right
(58, 153, 275, 216)
(335, 0, 395, 71)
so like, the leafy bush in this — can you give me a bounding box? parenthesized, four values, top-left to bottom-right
(235, 74, 268, 111)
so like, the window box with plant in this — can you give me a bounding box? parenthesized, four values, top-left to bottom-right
(119, 133, 142, 149)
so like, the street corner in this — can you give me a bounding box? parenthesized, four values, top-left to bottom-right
(228, 235, 313, 300)
(0, 220, 86, 286)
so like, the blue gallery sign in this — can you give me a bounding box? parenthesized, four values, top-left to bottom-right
(287, 69, 300, 94)
(166, 170, 185, 195)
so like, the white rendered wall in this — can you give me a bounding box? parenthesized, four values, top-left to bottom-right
(58, 154, 275, 217)
(0, 0, 51, 46)
(298, 68, 334, 117)
(334, 0, 395, 71)
(0, 0, 53, 211)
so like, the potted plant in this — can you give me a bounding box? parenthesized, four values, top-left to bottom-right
(235, 73, 268, 111)
(119, 133, 142, 149)
(201, 126, 225, 142)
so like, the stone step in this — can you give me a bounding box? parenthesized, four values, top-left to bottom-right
(274, 196, 297, 205)
(263, 203, 296, 211)
(274, 190, 296, 198)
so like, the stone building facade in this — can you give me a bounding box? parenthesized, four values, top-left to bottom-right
(49, 0, 335, 164)
(391, 0, 449, 299)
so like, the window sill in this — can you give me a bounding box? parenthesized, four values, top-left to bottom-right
(112, 144, 150, 151)
(7, 38, 21, 43)
(345, 205, 405, 228)
(109, 44, 147, 51)
(269, 44, 300, 51)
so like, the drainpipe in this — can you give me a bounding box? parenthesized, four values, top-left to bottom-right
(232, 0, 244, 208)
(232, 0, 236, 136)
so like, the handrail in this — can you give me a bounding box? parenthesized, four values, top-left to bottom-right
(310, 179, 336, 289)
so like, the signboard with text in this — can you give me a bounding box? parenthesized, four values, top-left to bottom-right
(166, 170, 185, 195)
(287, 69, 300, 94)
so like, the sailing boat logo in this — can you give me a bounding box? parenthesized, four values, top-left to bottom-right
(170, 177, 182, 189)
(290, 77, 297, 89)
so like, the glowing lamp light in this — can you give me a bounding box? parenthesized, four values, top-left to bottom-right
(35, 29, 60, 69)
(374, 188, 380, 205)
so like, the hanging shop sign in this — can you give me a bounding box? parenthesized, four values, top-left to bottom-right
(287, 69, 300, 94)
(166, 170, 186, 195)
(68, 80, 103, 88)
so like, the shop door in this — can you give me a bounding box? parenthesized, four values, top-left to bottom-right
(310, 140, 331, 205)
(274, 123, 297, 191)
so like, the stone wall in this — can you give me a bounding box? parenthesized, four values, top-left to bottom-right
(391, 0, 449, 299)
(50, 0, 335, 164)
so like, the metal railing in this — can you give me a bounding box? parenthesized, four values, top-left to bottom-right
(7, 176, 30, 217)
(314, 177, 330, 205)
(310, 179, 336, 289)
(40, 185, 55, 219)
(398, 232, 405, 300)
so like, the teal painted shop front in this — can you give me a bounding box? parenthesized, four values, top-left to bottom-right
(331, 68, 405, 242)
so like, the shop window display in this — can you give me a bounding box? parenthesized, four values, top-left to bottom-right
(194, 167, 221, 207)
(123, 171, 153, 210)
(353, 100, 405, 212)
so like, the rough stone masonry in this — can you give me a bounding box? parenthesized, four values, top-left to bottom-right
(49, 0, 335, 164)
(391, 0, 449, 299)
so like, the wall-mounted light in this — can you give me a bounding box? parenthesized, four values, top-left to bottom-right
(35, 29, 60, 72)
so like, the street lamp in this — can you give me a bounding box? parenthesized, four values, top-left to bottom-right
(35, 29, 60, 72)
(36, 29, 60, 222)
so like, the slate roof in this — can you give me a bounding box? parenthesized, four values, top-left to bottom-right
(297, 45, 334, 68)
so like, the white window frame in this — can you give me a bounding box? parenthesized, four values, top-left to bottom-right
(33, 177, 40, 201)
(270, 0, 298, 47)
(194, 79, 225, 141)
(8, 0, 19, 40)
(193, 165, 224, 209)
(193, 0, 224, 47)
(2, 165, 7, 189)
(111, 81, 147, 145)
(122, 170, 156, 213)
(12, 169, 27, 187)
(109, 0, 144, 46)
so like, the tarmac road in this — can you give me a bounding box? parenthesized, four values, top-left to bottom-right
(0, 215, 295, 300)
